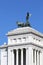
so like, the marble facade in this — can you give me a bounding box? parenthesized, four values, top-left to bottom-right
(0, 27, 43, 65)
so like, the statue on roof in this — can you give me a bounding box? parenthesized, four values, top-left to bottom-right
(16, 12, 31, 27)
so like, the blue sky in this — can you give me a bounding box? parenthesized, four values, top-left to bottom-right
(0, 0, 43, 45)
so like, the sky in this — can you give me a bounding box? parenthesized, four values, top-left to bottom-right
(0, 0, 43, 45)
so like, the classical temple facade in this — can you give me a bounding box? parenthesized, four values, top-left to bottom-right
(0, 26, 43, 65)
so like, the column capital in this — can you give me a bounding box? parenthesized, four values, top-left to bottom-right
(11, 50, 13, 52)
(21, 48, 28, 50)
(26, 48, 29, 50)
(21, 48, 23, 50)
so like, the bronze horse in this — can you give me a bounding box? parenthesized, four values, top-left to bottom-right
(16, 12, 31, 27)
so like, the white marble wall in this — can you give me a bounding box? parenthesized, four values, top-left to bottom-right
(0, 45, 43, 65)
(1, 48, 7, 65)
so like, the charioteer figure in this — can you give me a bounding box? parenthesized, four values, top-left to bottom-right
(16, 12, 31, 27)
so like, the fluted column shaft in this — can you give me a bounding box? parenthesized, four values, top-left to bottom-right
(26, 48, 29, 65)
(16, 50, 18, 65)
(29, 47, 33, 65)
(12, 50, 14, 65)
(35, 50, 36, 65)
(21, 49, 23, 65)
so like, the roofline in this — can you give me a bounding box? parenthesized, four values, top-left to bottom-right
(6, 32, 43, 38)
(0, 42, 43, 49)
(6, 27, 43, 38)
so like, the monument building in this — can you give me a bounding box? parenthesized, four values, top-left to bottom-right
(0, 12, 43, 65)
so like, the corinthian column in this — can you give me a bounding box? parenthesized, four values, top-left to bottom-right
(35, 50, 36, 65)
(37, 51, 39, 65)
(21, 49, 23, 65)
(29, 47, 33, 65)
(26, 48, 29, 65)
(16, 49, 18, 65)
(12, 50, 14, 65)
